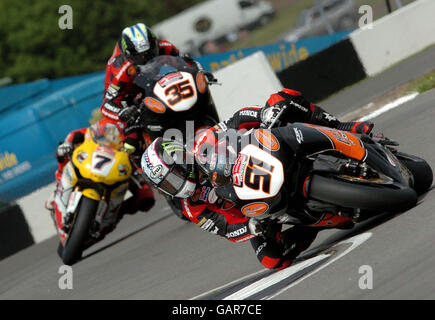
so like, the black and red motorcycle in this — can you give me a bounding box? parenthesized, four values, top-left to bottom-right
(211, 122, 433, 229)
(132, 55, 221, 219)
(132, 55, 220, 143)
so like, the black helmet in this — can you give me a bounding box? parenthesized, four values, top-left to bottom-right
(120, 23, 159, 65)
(141, 138, 197, 198)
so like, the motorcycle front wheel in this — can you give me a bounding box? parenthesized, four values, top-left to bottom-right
(396, 152, 433, 195)
(61, 197, 98, 265)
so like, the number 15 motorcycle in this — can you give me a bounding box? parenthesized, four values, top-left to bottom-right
(52, 120, 134, 265)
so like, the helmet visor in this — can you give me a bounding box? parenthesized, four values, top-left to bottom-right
(141, 138, 196, 198)
(159, 170, 185, 196)
(130, 46, 159, 65)
(159, 164, 195, 198)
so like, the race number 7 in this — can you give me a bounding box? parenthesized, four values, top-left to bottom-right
(93, 154, 112, 169)
(164, 80, 194, 105)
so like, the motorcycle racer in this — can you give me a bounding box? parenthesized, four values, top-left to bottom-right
(101, 22, 181, 157)
(93, 23, 181, 217)
(45, 119, 155, 221)
(141, 88, 374, 270)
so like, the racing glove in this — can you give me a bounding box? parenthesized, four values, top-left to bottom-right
(182, 53, 204, 71)
(123, 137, 139, 155)
(260, 106, 285, 128)
(118, 106, 140, 126)
(57, 142, 73, 158)
(336, 121, 374, 134)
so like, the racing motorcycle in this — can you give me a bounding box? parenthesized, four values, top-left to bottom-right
(211, 122, 433, 231)
(131, 55, 221, 220)
(52, 120, 134, 265)
(131, 55, 220, 143)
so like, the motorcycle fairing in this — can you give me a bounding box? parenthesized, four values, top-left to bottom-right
(286, 123, 366, 161)
(153, 71, 198, 112)
(233, 144, 284, 200)
(72, 129, 132, 185)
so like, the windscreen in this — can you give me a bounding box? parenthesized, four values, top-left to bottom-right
(138, 55, 191, 80)
(89, 121, 123, 150)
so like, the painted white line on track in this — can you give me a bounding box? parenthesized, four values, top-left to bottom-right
(189, 268, 269, 300)
(223, 253, 332, 300)
(192, 232, 372, 300)
(357, 92, 419, 121)
(263, 232, 372, 300)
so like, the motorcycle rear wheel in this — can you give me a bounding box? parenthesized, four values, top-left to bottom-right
(308, 174, 418, 212)
(61, 197, 98, 265)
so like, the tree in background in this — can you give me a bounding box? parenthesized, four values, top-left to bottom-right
(0, 0, 203, 83)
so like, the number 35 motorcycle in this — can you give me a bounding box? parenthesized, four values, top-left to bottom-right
(52, 120, 133, 265)
(131, 55, 220, 142)
(130, 55, 221, 219)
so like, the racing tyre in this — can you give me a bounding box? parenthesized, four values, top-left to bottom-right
(396, 152, 433, 195)
(57, 242, 63, 258)
(61, 197, 97, 265)
(308, 174, 418, 212)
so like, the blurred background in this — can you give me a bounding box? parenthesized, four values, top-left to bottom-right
(0, 0, 415, 85)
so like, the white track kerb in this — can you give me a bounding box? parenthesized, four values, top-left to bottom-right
(349, 0, 435, 76)
(358, 92, 419, 121)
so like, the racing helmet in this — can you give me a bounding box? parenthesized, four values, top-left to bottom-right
(141, 138, 196, 198)
(120, 23, 159, 65)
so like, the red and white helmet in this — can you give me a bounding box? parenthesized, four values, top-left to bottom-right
(141, 138, 196, 198)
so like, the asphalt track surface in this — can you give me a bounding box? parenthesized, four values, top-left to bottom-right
(0, 49, 434, 300)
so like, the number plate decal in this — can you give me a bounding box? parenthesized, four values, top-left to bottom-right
(234, 145, 284, 200)
(91, 152, 115, 177)
(154, 72, 198, 112)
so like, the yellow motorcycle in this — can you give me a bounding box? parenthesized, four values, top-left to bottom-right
(52, 120, 133, 265)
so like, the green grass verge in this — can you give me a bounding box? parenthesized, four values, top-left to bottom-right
(406, 69, 435, 94)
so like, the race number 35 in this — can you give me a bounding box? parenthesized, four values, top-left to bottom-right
(164, 80, 194, 105)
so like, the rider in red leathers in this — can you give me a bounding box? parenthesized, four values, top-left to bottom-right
(141, 88, 374, 270)
(101, 22, 180, 156)
(46, 119, 155, 220)
(45, 23, 177, 217)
